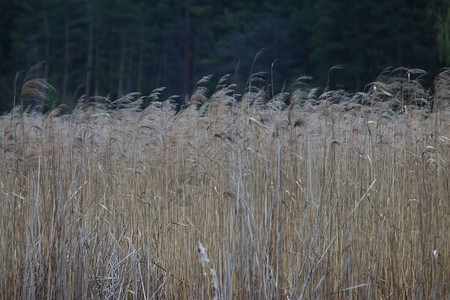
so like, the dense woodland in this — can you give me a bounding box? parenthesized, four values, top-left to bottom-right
(0, 0, 449, 112)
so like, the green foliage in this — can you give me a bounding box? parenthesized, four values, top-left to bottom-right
(436, 8, 450, 64)
(310, 0, 439, 90)
(43, 85, 60, 111)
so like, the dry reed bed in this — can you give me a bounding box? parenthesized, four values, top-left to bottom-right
(0, 78, 449, 299)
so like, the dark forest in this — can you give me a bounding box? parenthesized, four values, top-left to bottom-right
(0, 0, 449, 112)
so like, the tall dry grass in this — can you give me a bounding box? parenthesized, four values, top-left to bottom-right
(0, 68, 449, 299)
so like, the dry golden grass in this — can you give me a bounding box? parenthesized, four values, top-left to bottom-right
(0, 69, 449, 299)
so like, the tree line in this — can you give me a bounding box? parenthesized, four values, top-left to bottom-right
(0, 0, 449, 112)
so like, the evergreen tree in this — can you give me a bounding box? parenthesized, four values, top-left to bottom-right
(0, 0, 445, 111)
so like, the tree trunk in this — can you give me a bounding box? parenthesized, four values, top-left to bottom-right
(162, 36, 168, 92)
(94, 20, 100, 96)
(137, 40, 144, 94)
(117, 36, 125, 99)
(183, 0, 192, 97)
(62, 2, 70, 105)
(125, 46, 133, 94)
(108, 47, 114, 97)
(85, 4, 94, 98)
(44, 13, 50, 82)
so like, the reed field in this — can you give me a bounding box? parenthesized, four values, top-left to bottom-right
(0, 68, 449, 299)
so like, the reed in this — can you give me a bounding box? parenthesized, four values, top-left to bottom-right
(0, 68, 448, 299)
